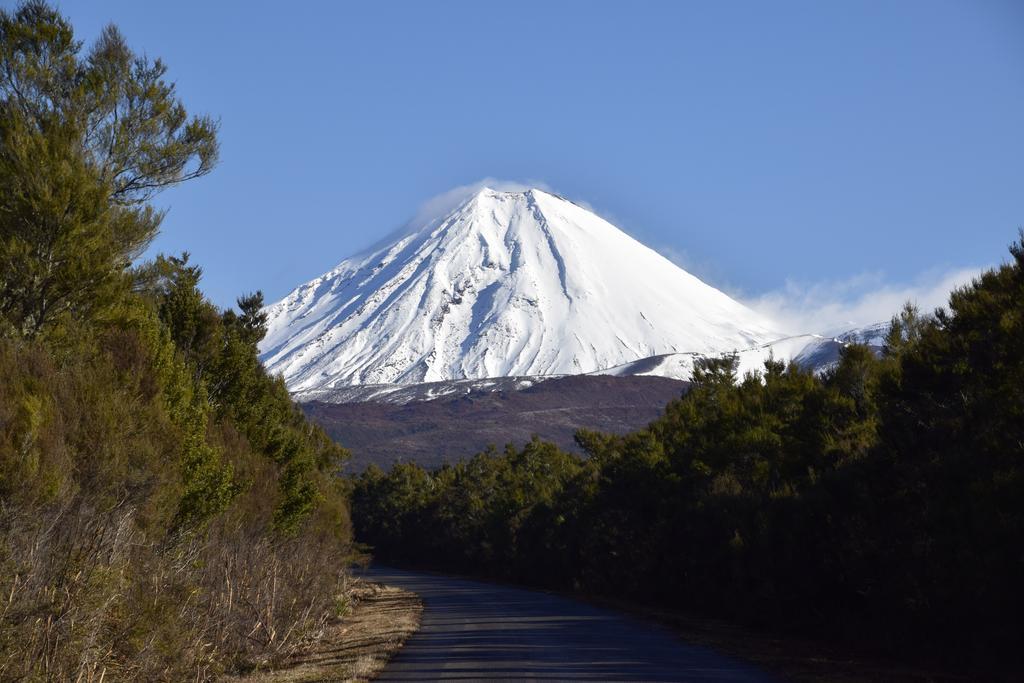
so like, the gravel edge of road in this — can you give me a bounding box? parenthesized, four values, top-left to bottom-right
(232, 580, 423, 683)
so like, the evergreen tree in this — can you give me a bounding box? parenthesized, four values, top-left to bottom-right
(352, 238, 1024, 672)
(0, 1, 218, 337)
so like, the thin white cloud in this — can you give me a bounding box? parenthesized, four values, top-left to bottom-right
(412, 178, 637, 238)
(745, 266, 987, 335)
(410, 177, 552, 227)
(349, 178, 555, 258)
(412, 180, 989, 338)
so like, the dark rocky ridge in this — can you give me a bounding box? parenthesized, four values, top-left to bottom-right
(302, 374, 690, 472)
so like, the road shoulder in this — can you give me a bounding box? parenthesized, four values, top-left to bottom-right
(235, 580, 422, 683)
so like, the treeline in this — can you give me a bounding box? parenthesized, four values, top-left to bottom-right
(0, 3, 351, 679)
(353, 235, 1024, 672)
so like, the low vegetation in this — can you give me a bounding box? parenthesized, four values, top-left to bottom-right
(236, 579, 422, 683)
(0, 3, 353, 679)
(353, 234, 1024, 674)
(4, 1, 1020, 679)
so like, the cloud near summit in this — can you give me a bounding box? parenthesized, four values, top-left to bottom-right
(410, 178, 553, 228)
(411, 180, 988, 338)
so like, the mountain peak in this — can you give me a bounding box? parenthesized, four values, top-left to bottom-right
(471, 186, 547, 201)
(260, 189, 781, 391)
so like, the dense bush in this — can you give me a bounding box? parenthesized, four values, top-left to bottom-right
(0, 315, 353, 679)
(353, 234, 1024, 673)
(0, 3, 353, 679)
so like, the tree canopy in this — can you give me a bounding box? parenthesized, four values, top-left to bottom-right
(0, 0, 218, 337)
(353, 234, 1024, 674)
(0, 4, 353, 678)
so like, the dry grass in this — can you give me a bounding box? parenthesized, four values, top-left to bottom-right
(0, 336, 358, 680)
(231, 580, 422, 683)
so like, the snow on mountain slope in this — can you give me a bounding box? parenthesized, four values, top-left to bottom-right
(592, 322, 890, 383)
(296, 376, 544, 405)
(293, 323, 889, 406)
(790, 322, 889, 374)
(260, 187, 782, 391)
(591, 334, 831, 382)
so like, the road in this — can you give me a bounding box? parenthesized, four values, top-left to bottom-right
(362, 566, 774, 682)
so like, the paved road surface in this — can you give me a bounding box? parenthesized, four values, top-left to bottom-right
(362, 566, 774, 682)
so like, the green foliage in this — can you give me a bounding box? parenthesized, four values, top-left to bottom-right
(136, 251, 349, 533)
(353, 234, 1024, 672)
(0, 3, 351, 678)
(0, 0, 217, 338)
(0, 1, 218, 204)
(173, 383, 237, 531)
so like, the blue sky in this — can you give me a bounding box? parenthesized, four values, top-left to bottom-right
(52, 0, 1024, 328)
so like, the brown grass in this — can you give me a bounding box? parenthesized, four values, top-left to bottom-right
(231, 580, 422, 683)
(0, 335, 357, 680)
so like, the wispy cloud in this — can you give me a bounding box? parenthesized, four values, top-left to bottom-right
(410, 177, 552, 227)
(745, 266, 987, 334)
(411, 180, 989, 338)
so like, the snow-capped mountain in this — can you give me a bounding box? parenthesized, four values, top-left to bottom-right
(259, 187, 783, 392)
(289, 324, 888, 406)
(589, 324, 888, 384)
